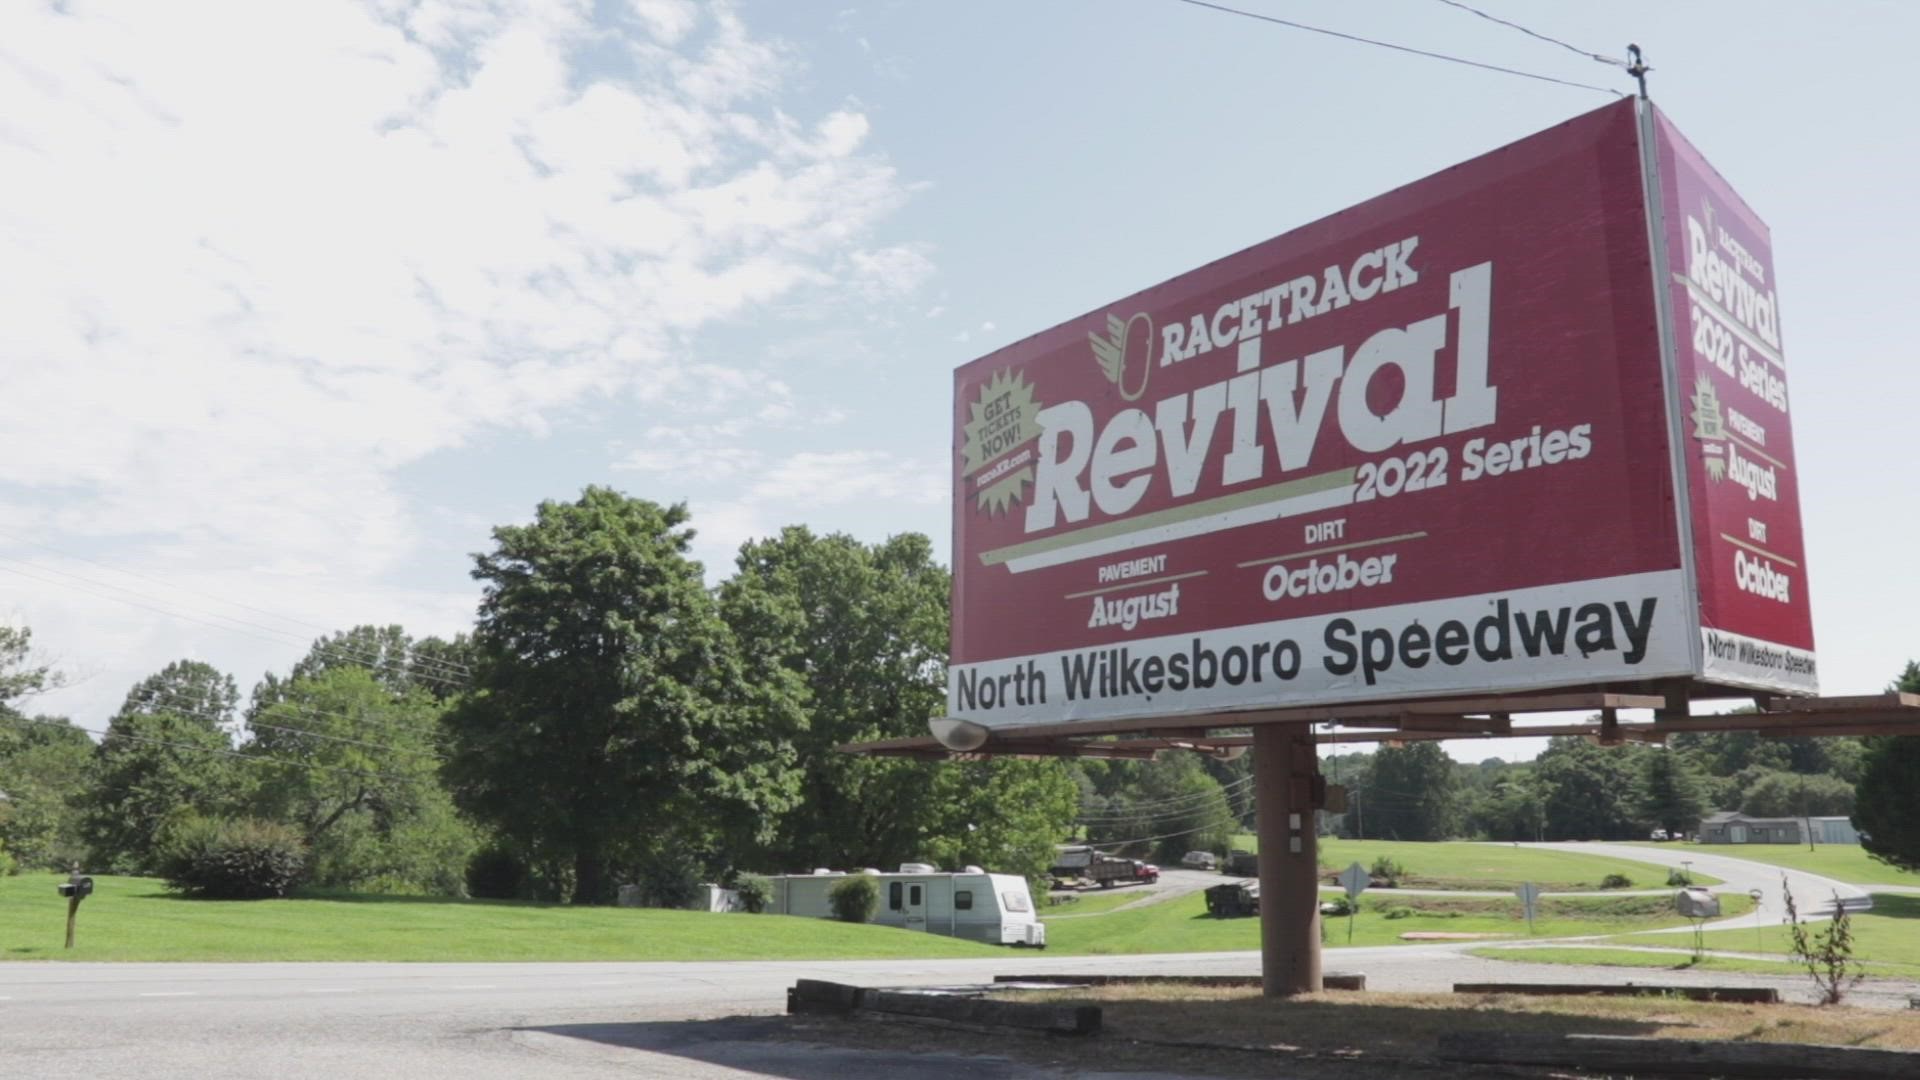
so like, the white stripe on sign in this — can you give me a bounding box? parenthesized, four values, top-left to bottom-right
(1002, 483, 1354, 573)
(138, 992, 197, 998)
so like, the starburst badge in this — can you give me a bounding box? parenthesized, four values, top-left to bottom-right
(961, 369, 1043, 515)
(1691, 375, 1728, 482)
(1088, 311, 1152, 401)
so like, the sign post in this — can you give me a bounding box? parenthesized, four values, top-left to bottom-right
(1336, 861, 1370, 944)
(1515, 881, 1543, 936)
(56, 867, 93, 950)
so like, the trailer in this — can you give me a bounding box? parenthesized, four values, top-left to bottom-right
(767, 865, 1046, 947)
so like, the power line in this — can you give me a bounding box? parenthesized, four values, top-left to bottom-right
(1077, 775, 1256, 820)
(125, 687, 446, 749)
(2, 712, 426, 785)
(1169, 0, 1624, 98)
(0, 526, 473, 680)
(1432, 0, 1625, 68)
(0, 555, 469, 693)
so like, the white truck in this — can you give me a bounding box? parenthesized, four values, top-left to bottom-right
(765, 864, 1046, 947)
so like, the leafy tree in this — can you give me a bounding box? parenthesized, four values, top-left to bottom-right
(1854, 661, 1920, 871)
(247, 666, 473, 894)
(1633, 749, 1709, 838)
(1361, 743, 1457, 841)
(718, 527, 1077, 880)
(1462, 769, 1546, 842)
(254, 625, 473, 708)
(1534, 737, 1643, 841)
(0, 624, 57, 706)
(82, 661, 251, 872)
(1740, 771, 1853, 819)
(442, 488, 805, 904)
(1080, 754, 1234, 863)
(0, 714, 93, 870)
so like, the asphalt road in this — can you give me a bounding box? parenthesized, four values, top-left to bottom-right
(0, 847, 1907, 1078)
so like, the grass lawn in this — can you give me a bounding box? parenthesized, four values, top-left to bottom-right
(1040, 889, 1752, 955)
(1606, 892, 1920, 969)
(1042, 888, 1152, 917)
(1624, 840, 1920, 888)
(1229, 836, 1721, 890)
(1467, 944, 1920, 979)
(0, 872, 1003, 962)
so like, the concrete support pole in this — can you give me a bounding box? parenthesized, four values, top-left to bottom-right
(1254, 724, 1322, 997)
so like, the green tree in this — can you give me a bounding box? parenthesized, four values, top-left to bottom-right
(254, 625, 474, 708)
(0, 714, 93, 870)
(1852, 661, 1920, 871)
(1634, 749, 1709, 838)
(1080, 754, 1235, 862)
(1534, 737, 1643, 840)
(442, 488, 805, 904)
(81, 660, 251, 872)
(247, 666, 473, 894)
(717, 527, 1077, 879)
(1740, 771, 1853, 818)
(1361, 742, 1457, 841)
(0, 624, 57, 707)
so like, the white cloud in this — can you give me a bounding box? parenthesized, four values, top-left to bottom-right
(0, 0, 920, 725)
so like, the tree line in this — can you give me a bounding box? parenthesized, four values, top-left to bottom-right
(3, 488, 1917, 898)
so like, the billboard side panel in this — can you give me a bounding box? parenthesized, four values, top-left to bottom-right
(952, 100, 1695, 729)
(1651, 108, 1818, 694)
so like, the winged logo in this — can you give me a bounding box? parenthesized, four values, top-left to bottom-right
(1088, 311, 1152, 401)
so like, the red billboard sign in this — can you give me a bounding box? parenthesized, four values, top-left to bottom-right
(1652, 112, 1817, 693)
(950, 99, 1814, 729)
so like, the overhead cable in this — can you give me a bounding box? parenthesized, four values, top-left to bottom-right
(1432, 0, 1626, 68)
(1169, 0, 1624, 97)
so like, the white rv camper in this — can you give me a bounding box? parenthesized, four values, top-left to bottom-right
(767, 865, 1046, 947)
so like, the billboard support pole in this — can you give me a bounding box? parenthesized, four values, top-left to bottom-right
(1254, 726, 1322, 997)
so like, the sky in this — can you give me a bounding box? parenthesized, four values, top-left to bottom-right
(3, 0, 1916, 762)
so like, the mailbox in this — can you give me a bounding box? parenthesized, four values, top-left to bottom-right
(1675, 887, 1720, 919)
(57, 876, 93, 901)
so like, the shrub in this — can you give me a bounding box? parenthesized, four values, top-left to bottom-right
(1381, 904, 1414, 920)
(465, 844, 529, 900)
(0, 842, 15, 877)
(828, 874, 878, 923)
(1321, 895, 1353, 917)
(1666, 868, 1692, 886)
(1369, 856, 1407, 888)
(733, 873, 770, 914)
(159, 817, 306, 899)
(1599, 873, 1634, 890)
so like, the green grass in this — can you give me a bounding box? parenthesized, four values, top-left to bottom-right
(1042, 888, 1152, 917)
(1606, 892, 1920, 968)
(1039, 889, 1752, 955)
(1227, 837, 1720, 890)
(1624, 840, 1920, 888)
(1468, 944, 1920, 978)
(0, 873, 1004, 962)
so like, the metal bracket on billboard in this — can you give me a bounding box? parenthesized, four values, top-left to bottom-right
(927, 716, 991, 752)
(1626, 44, 1650, 99)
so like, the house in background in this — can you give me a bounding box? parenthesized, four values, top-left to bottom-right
(1698, 811, 1860, 845)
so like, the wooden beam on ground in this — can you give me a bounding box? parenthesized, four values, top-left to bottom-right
(1437, 1031, 1920, 1079)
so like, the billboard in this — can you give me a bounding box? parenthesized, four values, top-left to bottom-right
(1651, 112, 1817, 694)
(950, 99, 1813, 729)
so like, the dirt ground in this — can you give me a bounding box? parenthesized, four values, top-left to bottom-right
(783, 985, 1920, 1079)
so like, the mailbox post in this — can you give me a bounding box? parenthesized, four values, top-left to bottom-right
(56, 867, 93, 949)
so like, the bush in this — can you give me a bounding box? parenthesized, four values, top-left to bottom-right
(0, 842, 15, 877)
(465, 845, 530, 900)
(1321, 895, 1353, 917)
(733, 873, 770, 914)
(828, 874, 878, 923)
(1599, 873, 1634, 890)
(1381, 904, 1414, 920)
(1369, 856, 1407, 888)
(1667, 868, 1692, 886)
(159, 817, 306, 899)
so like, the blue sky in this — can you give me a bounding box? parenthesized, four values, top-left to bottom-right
(3, 1, 1915, 761)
